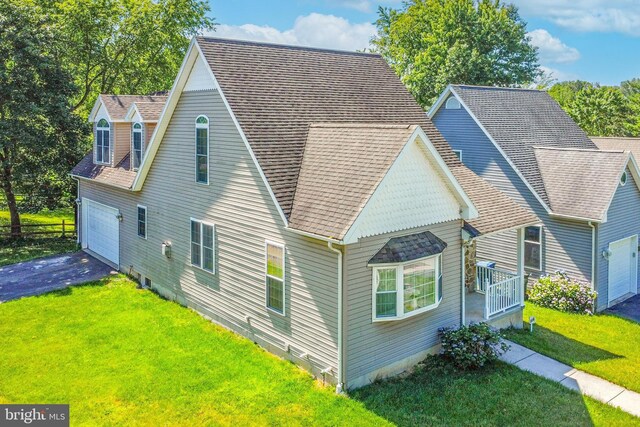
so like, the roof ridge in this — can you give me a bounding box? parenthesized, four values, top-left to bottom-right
(533, 146, 627, 154)
(196, 36, 382, 58)
(453, 84, 542, 93)
(309, 123, 415, 129)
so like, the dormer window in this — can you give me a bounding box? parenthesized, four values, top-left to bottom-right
(132, 122, 143, 170)
(96, 119, 110, 164)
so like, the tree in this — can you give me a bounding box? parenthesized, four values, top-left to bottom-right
(548, 80, 593, 109)
(567, 86, 636, 137)
(0, 1, 87, 237)
(372, 0, 540, 108)
(41, 0, 216, 116)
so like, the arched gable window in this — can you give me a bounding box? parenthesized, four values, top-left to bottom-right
(96, 119, 110, 164)
(195, 115, 209, 184)
(132, 122, 143, 170)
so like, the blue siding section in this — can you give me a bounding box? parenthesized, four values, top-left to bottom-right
(432, 97, 593, 284)
(597, 168, 640, 310)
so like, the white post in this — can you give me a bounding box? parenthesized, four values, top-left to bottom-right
(517, 227, 526, 306)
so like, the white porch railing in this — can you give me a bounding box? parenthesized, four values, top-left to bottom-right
(476, 265, 522, 319)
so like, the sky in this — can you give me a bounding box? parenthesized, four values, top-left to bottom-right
(208, 0, 640, 86)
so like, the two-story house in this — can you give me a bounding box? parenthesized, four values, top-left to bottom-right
(71, 39, 537, 391)
(430, 85, 640, 311)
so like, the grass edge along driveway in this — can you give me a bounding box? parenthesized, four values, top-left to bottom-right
(0, 276, 638, 426)
(504, 302, 640, 394)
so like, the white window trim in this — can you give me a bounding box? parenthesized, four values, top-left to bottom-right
(620, 171, 628, 186)
(370, 254, 443, 322)
(137, 205, 147, 239)
(265, 240, 286, 316)
(195, 115, 210, 185)
(132, 122, 144, 171)
(453, 149, 463, 161)
(95, 119, 111, 165)
(445, 97, 461, 109)
(190, 217, 215, 274)
(524, 225, 542, 271)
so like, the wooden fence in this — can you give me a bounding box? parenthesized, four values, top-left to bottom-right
(0, 220, 76, 239)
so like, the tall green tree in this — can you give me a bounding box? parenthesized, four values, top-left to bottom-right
(567, 86, 636, 137)
(40, 0, 216, 116)
(373, 0, 540, 108)
(548, 80, 593, 109)
(0, 1, 88, 237)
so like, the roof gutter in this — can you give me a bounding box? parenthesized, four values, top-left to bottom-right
(548, 212, 602, 224)
(286, 227, 343, 244)
(328, 242, 345, 394)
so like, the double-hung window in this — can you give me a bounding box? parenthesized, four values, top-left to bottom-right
(96, 119, 110, 164)
(265, 241, 285, 314)
(137, 205, 147, 239)
(195, 115, 209, 184)
(191, 219, 215, 273)
(132, 123, 143, 170)
(372, 255, 443, 321)
(524, 226, 542, 270)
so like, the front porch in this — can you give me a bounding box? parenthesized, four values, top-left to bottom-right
(463, 228, 526, 328)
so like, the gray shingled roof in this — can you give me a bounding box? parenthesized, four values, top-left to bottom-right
(289, 124, 417, 239)
(368, 231, 447, 264)
(592, 137, 640, 162)
(197, 38, 538, 237)
(100, 94, 167, 121)
(71, 153, 136, 189)
(451, 85, 597, 207)
(134, 101, 166, 122)
(534, 147, 631, 221)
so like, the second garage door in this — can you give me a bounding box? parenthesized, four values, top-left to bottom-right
(608, 235, 638, 304)
(83, 198, 120, 267)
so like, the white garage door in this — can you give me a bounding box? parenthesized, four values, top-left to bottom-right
(608, 235, 638, 304)
(83, 199, 119, 266)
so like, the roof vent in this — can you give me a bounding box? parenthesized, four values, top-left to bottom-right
(445, 97, 461, 110)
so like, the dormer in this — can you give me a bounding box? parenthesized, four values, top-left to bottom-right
(88, 94, 168, 170)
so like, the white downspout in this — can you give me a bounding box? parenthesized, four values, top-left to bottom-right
(589, 221, 596, 289)
(328, 242, 344, 394)
(461, 241, 466, 325)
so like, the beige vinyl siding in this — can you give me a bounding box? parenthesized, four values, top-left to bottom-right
(113, 122, 131, 166)
(145, 123, 156, 147)
(343, 220, 462, 386)
(79, 89, 340, 379)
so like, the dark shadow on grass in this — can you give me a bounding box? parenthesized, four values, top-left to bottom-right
(505, 322, 623, 365)
(350, 356, 596, 427)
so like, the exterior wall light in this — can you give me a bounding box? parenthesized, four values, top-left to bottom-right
(116, 213, 123, 222)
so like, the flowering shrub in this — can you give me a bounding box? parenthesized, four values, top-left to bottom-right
(528, 272, 597, 315)
(439, 323, 509, 370)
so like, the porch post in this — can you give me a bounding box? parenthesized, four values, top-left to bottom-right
(517, 227, 525, 306)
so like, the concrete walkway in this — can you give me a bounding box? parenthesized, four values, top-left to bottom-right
(501, 340, 640, 418)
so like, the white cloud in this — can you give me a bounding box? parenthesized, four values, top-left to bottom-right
(539, 66, 579, 83)
(213, 13, 376, 52)
(528, 29, 580, 64)
(512, 1, 640, 36)
(327, 0, 402, 13)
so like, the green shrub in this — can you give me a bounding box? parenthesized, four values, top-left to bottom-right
(528, 272, 596, 315)
(439, 323, 509, 370)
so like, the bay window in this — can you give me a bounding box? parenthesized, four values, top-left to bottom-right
(372, 255, 443, 321)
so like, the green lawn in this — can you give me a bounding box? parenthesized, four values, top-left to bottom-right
(0, 277, 637, 426)
(0, 206, 77, 266)
(504, 303, 640, 394)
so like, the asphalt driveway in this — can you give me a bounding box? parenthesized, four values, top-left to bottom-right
(607, 294, 640, 323)
(0, 252, 114, 302)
